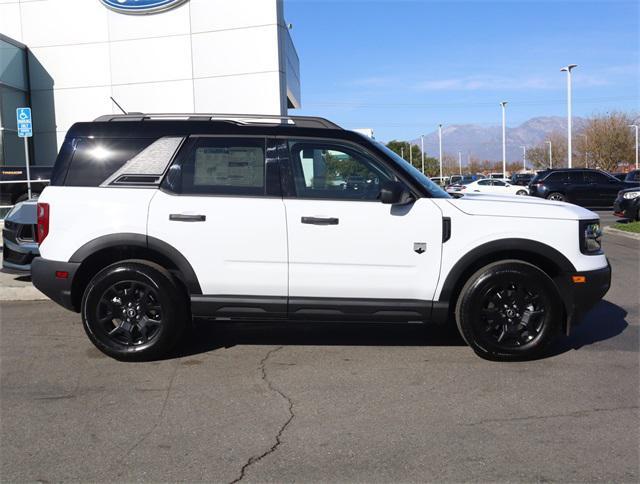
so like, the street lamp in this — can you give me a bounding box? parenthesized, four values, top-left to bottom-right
(409, 143, 413, 165)
(438, 124, 443, 180)
(401, 147, 404, 160)
(500, 101, 507, 178)
(458, 151, 462, 175)
(521, 145, 527, 171)
(561, 64, 577, 168)
(630, 124, 639, 169)
(546, 140, 553, 168)
(421, 135, 425, 174)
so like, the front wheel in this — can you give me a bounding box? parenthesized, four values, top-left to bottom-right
(455, 260, 561, 360)
(515, 190, 528, 196)
(547, 192, 566, 202)
(81, 260, 187, 361)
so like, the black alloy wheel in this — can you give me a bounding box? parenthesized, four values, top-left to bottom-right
(455, 260, 561, 360)
(82, 260, 187, 361)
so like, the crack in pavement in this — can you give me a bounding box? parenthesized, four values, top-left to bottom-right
(117, 361, 180, 468)
(465, 405, 639, 426)
(229, 346, 295, 484)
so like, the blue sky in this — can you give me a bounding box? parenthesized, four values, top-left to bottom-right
(286, 0, 639, 142)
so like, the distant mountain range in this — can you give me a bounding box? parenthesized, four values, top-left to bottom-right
(410, 116, 585, 162)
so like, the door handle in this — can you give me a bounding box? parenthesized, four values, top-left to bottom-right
(169, 214, 206, 222)
(301, 216, 339, 225)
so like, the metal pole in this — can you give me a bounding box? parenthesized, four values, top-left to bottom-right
(500, 101, 507, 178)
(24, 137, 32, 199)
(521, 145, 526, 171)
(547, 140, 552, 168)
(421, 135, 425, 174)
(438, 124, 443, 180)
(401, 147, 404, 160)
(561, 64, 577, 168)
(409, 144, 412, 166)
(458, 151, 462, 175)
(630, 125, 639, 169)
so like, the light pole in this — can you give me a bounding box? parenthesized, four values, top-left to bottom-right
(401, 147, 404, 160)
(409, 143, 413, 166)
(421, 135, 425, 174)
(521, 145, 527, 171)
(561, 64, 577, 168)
(438, 124, 443, 180)
(546, 140, 553, 168)
(458, 151, 462, 175)
(630, 124, 639, 169)
(500, 101, 507, 178)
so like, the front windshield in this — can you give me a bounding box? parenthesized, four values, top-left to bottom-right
(374, 141, 450, 198)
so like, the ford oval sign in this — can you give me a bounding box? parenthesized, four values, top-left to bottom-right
(100, 0, 189, 15)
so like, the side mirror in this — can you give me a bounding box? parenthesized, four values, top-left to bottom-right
(380, 180, 410, 204)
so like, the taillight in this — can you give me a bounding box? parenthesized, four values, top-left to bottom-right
(37, 202, 49, 244)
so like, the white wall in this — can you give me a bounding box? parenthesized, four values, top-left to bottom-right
(0, 0, 300, 165)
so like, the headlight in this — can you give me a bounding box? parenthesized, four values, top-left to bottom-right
(623, 191, 640, 200)
(580, 220, 602, 255)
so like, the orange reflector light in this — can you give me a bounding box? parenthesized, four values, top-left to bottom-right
(55, 271, 69, 279)
(572, 275, 586, 284)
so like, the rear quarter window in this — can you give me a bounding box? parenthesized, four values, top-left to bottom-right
(544, 172, 567, 183)
(61, 138, 154, 187)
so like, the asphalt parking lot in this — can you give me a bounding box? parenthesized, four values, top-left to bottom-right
(1, 218, 638, 482)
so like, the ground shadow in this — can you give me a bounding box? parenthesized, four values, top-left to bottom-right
(170, 300, 630, 360)
(545, 300, 631, 356)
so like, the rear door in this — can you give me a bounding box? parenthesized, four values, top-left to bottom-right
(584, 171, 620, 206)
(147, 136, 288, 316)
(281, 138, 443, 321)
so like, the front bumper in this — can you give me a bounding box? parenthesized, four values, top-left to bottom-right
(613, 196, 639, 219)
(31, 257, 80, 312)
(555, 262, 611, 334)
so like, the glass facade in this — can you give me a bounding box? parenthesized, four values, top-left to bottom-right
(0, 34, 29, 167)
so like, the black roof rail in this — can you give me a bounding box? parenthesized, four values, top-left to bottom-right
(92, 113, 342, 129)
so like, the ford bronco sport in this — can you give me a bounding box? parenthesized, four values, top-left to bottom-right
(32, 114, 611, 361)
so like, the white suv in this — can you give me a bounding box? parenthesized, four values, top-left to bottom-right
(32, 114, 611, 361)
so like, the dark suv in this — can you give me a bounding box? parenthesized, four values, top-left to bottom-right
(528, 168, 640, 206)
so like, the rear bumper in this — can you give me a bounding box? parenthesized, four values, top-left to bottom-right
(31, 257, 80, 312)
(2, 237, 39, 273)
(556, 262, 611, 333)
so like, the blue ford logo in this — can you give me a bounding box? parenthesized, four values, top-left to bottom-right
(100, 0, 188, 15)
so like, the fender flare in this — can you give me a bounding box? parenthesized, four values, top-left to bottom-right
(69, 233, 202, 294)
(437, 238, 576, 305)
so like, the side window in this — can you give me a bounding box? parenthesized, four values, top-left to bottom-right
(477, 179, 491, 186)
(545, 172, 567, 183)
(493, 180, 505, 186)
(568, 171, 584, 183)
(288, 141, 394, 201)
(585, 171, 610, 184)
(166, 137, 266, 196)
(64, 138, 153, 187)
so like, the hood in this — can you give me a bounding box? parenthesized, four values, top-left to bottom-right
(619, 185, 640, 194)
(446, 193, 597, 220)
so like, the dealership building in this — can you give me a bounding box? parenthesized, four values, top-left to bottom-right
(0, 0, 301, 168)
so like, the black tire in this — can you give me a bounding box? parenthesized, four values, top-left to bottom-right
(547, 192, 565, 202)
(81, 259, 187, 361)
(455, 260, 562, 361)
(515, 190, 528, 196)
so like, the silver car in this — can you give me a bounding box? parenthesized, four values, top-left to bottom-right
(2, 200, 39, 273)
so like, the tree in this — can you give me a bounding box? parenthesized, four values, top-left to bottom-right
(576, 112, 636, 172)
(528, 131, 567, 169)
(386, 140, 438, 175)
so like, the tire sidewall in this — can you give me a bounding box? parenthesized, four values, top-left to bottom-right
(547, 192, 566, 202)
(456, 261, 561, 359)
(81, 260, 184, 360)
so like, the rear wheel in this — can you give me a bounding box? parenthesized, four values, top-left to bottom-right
(81, 260, 187, 361)
(547, 192, 565, 202)
(515, 189, 528, 196)
(455, 260, 561, 360)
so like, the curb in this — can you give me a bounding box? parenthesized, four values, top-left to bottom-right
(604, 225, 640, 241)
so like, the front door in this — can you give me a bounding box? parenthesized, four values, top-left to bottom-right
(281, 139, 443, 321)
(147, 136, 287, 316)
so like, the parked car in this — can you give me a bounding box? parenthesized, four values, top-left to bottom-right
(624, 169, 640, 182)
(510, 173, 534, 186)
(459, 178, 529, 196)
(446, 175, 479, 193)
(613, 187, 640, 221)
(32, 113, 610, 362)
(0, 166, 52, 206)
(1, 200, 39, 273)
(528, 168, 640, 206)
(489, 172, 506, 179)
(612, 172, 628, 182)
(429, 176, 450, 187)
